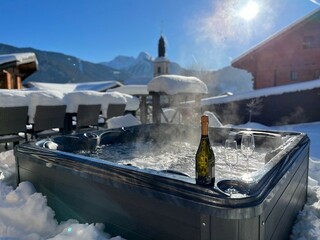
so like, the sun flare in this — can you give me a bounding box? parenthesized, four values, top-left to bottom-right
(239, 1, 259, 21)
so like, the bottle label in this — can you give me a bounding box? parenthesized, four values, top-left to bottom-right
(196, 141, 215, 185)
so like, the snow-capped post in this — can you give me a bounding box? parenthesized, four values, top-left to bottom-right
(147, 74, 208, 124)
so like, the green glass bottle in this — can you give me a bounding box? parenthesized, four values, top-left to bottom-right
(195, 115, 215, 186)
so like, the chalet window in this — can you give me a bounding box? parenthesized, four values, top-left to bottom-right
(291, 71, 298, 81)
(303, 35, 320, 48)
(157, 67, 161, 74)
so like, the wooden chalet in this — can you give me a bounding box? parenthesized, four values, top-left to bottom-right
(0, 53, 38, 89)
(232, 8, 320, 89)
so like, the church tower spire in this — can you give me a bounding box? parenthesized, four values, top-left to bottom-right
(158, 35, 165, 57)
(154, 34, 170, 77)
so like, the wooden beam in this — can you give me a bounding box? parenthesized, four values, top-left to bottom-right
(16, 75, 22, 89)
(5, 71, 12, 89)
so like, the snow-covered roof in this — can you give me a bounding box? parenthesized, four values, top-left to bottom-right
(147, 74, 208, 95)
(232, 8, 320, 64)
(202, 79, 320, 106)
(0, 52, 38, 67)
(24, 81, 123, 92)
(107, 84, 149, 96)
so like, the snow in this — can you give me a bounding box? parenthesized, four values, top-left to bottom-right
(63, 91, 105, 113)
(202, 78, 320, 106)
(0, 53, 38, 66)
(0, 90, 139, 122)
(147, 74, 208, 95)
(24, 81, 122, 93)
(62, 91, 127, 118)
(0, 90, 29, 107)
(26, 90, 66, 124)
(0, 176, 120, 240)
(107, 86, 146, 111)
(107, 114, 141, 129)
(119, 94, 140, 111)
(0, 90, 70, 124)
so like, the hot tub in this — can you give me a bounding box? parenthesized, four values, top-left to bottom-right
(14, 124, 309, 240)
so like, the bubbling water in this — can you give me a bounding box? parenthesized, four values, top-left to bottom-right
(83, 140, 268, 182)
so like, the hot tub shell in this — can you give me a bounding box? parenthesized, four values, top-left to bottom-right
(14, 124, 309, 240)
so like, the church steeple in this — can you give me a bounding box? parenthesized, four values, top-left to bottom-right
(158, 35, 165, 57)
(154, 34, 170, 77)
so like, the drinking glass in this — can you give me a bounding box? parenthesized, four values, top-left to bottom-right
(224, 138, 238, 175)
(241, 132, 255, 172)
(224, 138, 238, 196)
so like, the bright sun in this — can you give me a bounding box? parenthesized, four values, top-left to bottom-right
(239, 1, 259, 21)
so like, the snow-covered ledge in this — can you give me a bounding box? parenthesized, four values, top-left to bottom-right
(147, 74, 208, 95)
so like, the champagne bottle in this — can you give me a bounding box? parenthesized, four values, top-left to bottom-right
(195, 115, 215, 186)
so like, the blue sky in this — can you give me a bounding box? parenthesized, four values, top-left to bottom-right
(0, 0, 319, 70)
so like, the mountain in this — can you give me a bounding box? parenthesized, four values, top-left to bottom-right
(0, 43, 129, 84)
(102, 55, 136, 70)
(0, 43, 253, 95)
(101, 51, 187, 84)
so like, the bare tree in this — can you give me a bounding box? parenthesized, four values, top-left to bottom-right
(246, 98, 263, 122)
